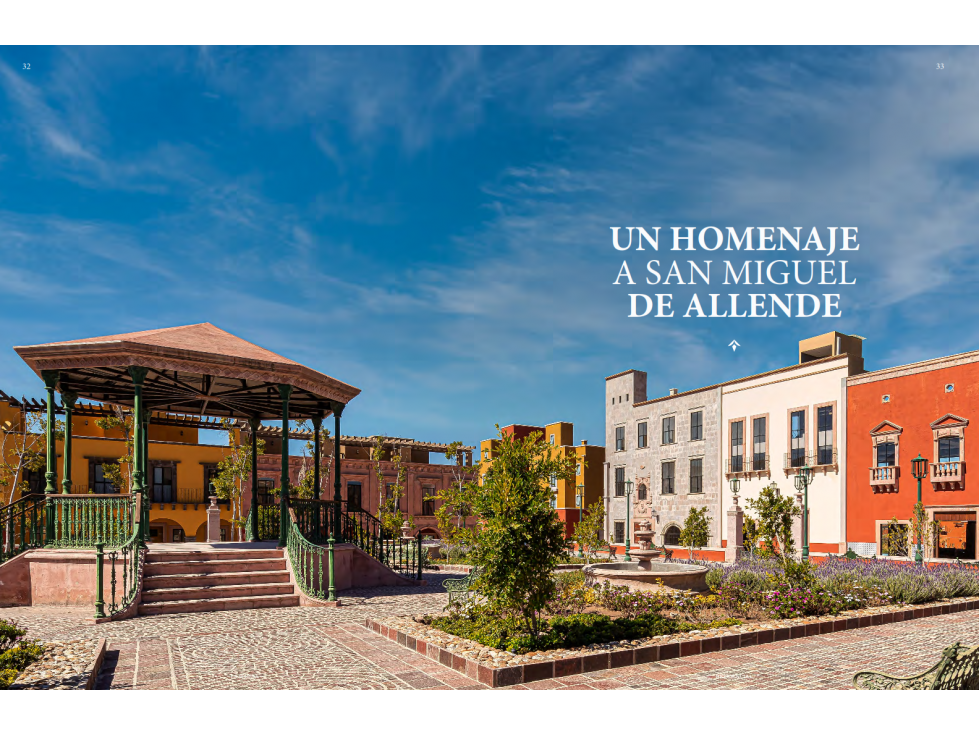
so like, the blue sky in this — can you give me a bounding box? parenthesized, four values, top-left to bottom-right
(1, 46, 978, 450)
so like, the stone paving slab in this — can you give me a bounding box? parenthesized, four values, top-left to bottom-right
(4, 571, 979, 690)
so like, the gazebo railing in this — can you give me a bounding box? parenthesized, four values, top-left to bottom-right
(95, 493, 144, 620)
(1, 493, 46, 564)
(49, 494, 137, 548)
(286, 508, 335, 602)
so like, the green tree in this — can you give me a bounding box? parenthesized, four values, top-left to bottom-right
(742, 515, 760, 554)
(468, 426, 576, 641)
(213, 418, 265, 540)
(678, 506, 711, 559)
(0, 411, 63, 504)
(881, 516, 909, 557)
(370, 436, 410, 537)
(293, 419, 331, 500)
(745, 483, 800, 558)
(907, 502, 941, 560)
(571, 500, 608, 561)
(434, 440, 476, 543)
(93, 408, 134, 493)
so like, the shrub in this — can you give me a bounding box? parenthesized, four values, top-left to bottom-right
(705, 567, 723, 592)
(0, 619, 43, 690)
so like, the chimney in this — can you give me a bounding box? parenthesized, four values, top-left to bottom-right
(669, 388, 678, 396)
(580, 440, 588, 446)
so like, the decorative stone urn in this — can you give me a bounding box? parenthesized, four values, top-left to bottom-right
(630, 519, 663, 570)
(400, 521, 413, 540)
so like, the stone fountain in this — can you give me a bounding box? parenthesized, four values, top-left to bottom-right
(630, 519, 663, 570)
(583, 518, 708, 592)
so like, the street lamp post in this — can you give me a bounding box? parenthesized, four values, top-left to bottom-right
(624, 479, 633, 562)
(729, 476, 740, 501)
(794, 465, 813, 560)
(575, 483, 585, 558)
(911, 453, 929, 564)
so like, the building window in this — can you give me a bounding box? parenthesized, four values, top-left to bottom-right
(152, 465, 174, 503)
(614, 522, 625, 545)
(615, 426, 625, 452)
(204, 464, 223, 503)
(690, 458, 703, 493)
(946, 384, 955, 393)
(662, 416, 675, 445)
(24, 467, 46, 495)
(576, 462, 581, 476)
(422, 486, 436, 515)
(614, 467, 625, 497)
(637, 422, 647, 449)
(882, 394, 891, 403)
(347, 481, 362, 510)
(690, 411, 703, 441)
(549, 473, 557, 489)
(752, 417, 766, 470)
(880, 521, 909, 557)
(637, 482, 647, 500)
(876, 442, 896, 467)
(790, 410, 806, 468)
(664, 525, 681, 546)
(939, 436, 961, 463)
(549, 434, 555, 445)
(817, 406, 834, 465)
(661, 461, 675, 494)
(483, 449, 489, 460)
(730, 420, 744, 473)
(88, 460, 118, 494)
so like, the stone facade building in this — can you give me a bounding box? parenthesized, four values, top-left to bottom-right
(605, 370, 722, 551)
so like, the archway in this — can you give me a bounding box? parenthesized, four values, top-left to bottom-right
(663, 525, 681, 546)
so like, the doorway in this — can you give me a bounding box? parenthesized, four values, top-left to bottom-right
(935, 511, 977, 561)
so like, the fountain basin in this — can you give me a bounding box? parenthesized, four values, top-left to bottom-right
(583, 561, 709, 593)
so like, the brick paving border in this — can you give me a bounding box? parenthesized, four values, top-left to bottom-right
(366, 597, 979, 687)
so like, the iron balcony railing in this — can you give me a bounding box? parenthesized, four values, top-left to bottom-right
(727, 455, 769, 474)
(783, 449, 839, 471)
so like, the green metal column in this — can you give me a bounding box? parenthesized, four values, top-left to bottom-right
(249, 417, 260, 542)
(312, 415, 322, 501)
(278, 385, 292, 548)
(333, 402, 344, 542)
(61, 390, 77, 494)
(142, 407, 150, 540)
(41, 371, 59, 546)
(128, 367, 148, 542)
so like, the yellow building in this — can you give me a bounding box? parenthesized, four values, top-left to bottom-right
(479, 421, 605, 538)
(0, 392, 237, 542)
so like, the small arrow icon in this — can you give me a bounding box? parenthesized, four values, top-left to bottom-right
(728, 340, 741, 352)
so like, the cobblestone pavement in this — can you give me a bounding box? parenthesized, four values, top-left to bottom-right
(4, 574, 979, 689)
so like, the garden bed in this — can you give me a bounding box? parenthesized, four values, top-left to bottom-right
(367, 596, 979, 687)
(7, 638, 106, 690)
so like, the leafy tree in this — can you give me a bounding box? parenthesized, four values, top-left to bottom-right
(370, 435, 410, 537)
(468, 426, 576, 641)
(293, 419, 331, 500)
(678, 506, 711, 559)
(435, 440, 477, 543)
(881, 516, 909, 557)
(0, 411, 62, 504)
(907, 502, 941, 560)
(93, 408, 134, 493)
(745, 483, 800, 558)
(571, 500, 608, 561)
(213, 418, 265, 540)
(742, 515, 760, 554)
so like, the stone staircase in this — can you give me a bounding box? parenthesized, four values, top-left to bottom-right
(139, 547, 299, 615)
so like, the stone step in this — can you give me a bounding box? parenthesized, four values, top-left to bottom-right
(145, 549, 283, 563)
(141, 582, 296, 603)
(143, 558, 286, 576)
(137, 593, 300, 615)
(142, 570, 292, 590)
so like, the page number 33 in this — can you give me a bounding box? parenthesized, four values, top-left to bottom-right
(937, 63, 944, 69)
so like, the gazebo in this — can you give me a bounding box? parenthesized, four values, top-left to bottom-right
(14, 322, 361, 546)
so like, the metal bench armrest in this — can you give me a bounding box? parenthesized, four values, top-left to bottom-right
(853, 671, 936, 690)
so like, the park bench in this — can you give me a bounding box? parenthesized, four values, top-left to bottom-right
(442, 567, 482, 605)
(853, 642, 979, 690)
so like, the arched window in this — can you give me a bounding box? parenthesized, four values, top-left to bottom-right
(664, 525, 681, 546)
(637, 483, 647, 500)
(939, 436, 961, 463)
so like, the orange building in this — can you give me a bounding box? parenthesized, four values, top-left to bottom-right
(846, 350, 979, 560)
(479, 422, 605, 538)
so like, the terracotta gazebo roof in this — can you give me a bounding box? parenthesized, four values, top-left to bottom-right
(14, 323, 360, 420)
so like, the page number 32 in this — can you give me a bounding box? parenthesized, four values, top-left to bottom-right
(937, 63, 944, 69)
(22, 63, 30, 70)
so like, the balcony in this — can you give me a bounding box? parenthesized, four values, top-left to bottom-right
(870, 465, 899, 492)
(784, 449, 839, 474)
(725, 455, 770, 478)
(931, 461, 965, 490)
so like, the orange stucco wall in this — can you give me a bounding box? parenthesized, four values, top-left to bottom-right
(847, 360, 979, 548)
